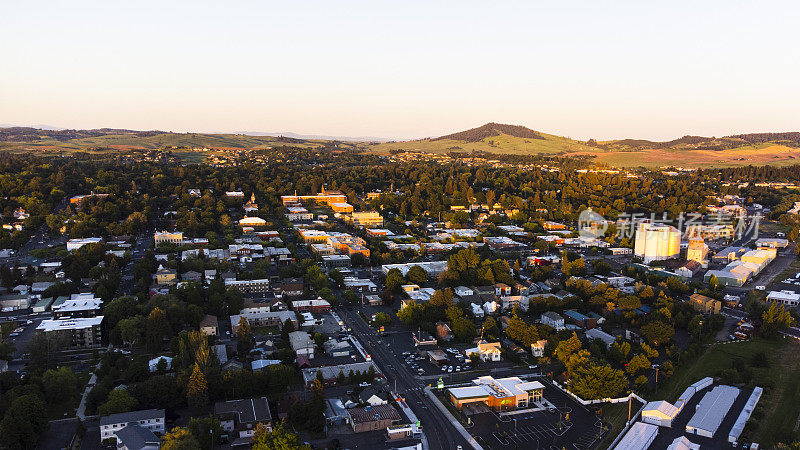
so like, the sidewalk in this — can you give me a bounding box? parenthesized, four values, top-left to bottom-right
(423, 387, 483, 450)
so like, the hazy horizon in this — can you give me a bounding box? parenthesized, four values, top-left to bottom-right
(2, 1, 800, 141)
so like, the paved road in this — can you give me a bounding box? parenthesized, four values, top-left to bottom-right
(338, 307, 470, 450)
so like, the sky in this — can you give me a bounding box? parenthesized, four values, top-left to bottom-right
(2, 1, 799, 141)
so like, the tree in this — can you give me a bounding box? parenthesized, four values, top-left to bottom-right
(237, 316, 252, 354)
(640, 321, 675, 346)
(396, 301, 424, 327)
(252, 422, 311, 450)
(570, 364, 628, 399)
(162, 427, 201, 450)
(145, 307, 166, 352)
(187, 416, 223, 450)
(43, 366, 78, 401)
(0, 394, 48, 449)
(406, 265, 428, 285)
(187, 362, 209, 409)
(626, 353, 651, 375)
(27, 332, 67, 370)
(384, 268, 404, 292)
(373, 312, 391, 327)
(118, 315, 144, 349)
(97, 388, 137, 416)
(762, 301, 795, 337)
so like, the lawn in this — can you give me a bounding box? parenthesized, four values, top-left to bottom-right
(651, 337, 800, 447)
(597, 399, 643, 449)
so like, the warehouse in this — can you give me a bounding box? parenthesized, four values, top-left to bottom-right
(685, 385, 740, 438)
(641, 400, 681, 427)
(612, 422, 659, 450)
(728, 387, 763, 446)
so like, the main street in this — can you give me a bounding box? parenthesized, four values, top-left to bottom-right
(338, 307, 470, 450)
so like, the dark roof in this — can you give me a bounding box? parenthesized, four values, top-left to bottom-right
(358, 387, 388, 403)
(214, 397, 272, 426)
(347, 404, 401, 424)
(115, 424, 159, 449)
(99, 409, 165, 426)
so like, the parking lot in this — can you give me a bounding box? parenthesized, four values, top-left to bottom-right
(468, 380, 607, 450)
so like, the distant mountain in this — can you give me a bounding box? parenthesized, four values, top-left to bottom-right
(237, 131, 391, 142)
(434, 122, 546, 142)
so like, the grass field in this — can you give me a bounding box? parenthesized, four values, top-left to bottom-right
(652, 338, 800, 446)
(598, 399, 643, 449)
(580, 144, 800, 168)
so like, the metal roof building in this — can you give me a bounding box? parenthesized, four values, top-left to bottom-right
(685, 385, 740, 438)
(612, 422, 659, 450)
(728, 387, 763, 446)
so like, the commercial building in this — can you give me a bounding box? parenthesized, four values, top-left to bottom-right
(448, 376, 544, 411)
(285, 206, 314, 222)
(281, 188, 348, 207)
(229, 310, 298, 332)
(238, 216, 267, 227)
(66, 237, 103, 251)
(154, 231, 183, 246)
(688, 293, 721, 315)
(52, 295, 102, 319)
(347, 211, 384, 227)
(685, 237, 708, 264)
(347, 404, 400, 433)
(634, 223, 681, 263)
(224, 278, 271, 294)
(767, 290, 800, 307)
(292, 298, 331, 313)
(685, 385, 740, 438)
(36, 316, 104, 348)
(381, 261, 448, 277)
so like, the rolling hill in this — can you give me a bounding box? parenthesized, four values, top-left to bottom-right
(3, 124, 800, 168)
(369, 123, 800, 168)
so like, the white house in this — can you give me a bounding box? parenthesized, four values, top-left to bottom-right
(454, 286, 474, 297)
(541, 312, 565, 331)
(148, 356, 173, 372)
(471, 303, 484, 318)
(100, 409, 166, 442)
(483, 301, 499, 315)
(531, 340, 547, 358)
(289, 331, 315, 359)
(465, 340, 502, 362)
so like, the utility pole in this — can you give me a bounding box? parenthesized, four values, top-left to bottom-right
(627, 395, 632, 423)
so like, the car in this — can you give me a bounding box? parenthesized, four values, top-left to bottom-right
(359, 382, 370, 387)
(26, 320, 33, 325)
(441, 366, 448, 372)
(529, 364, 538, 369)
(448, 367, 453, 372)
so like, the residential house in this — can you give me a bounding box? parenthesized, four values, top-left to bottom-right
(436, 321, 453, 341)
(199, 314, 219, 336)
(114, 424, 160, 450)
(148, 356, 173, 372)
(289, 331, 315, 359)
(358, 388, 389, 406)
(154, 265, 177, 285)
(100, 409, 166, 442)
(531, 340, 547, 358)
(465, 340, 502, 362)
(540, 312, 565, 331)
(215, 397, 272, 442)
